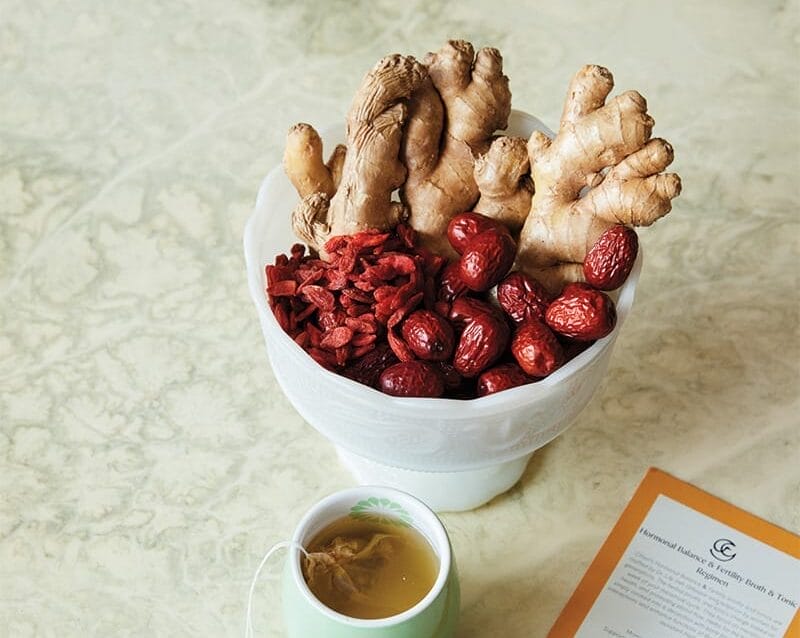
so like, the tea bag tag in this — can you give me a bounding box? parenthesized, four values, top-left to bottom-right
(245, 540, 308, 638)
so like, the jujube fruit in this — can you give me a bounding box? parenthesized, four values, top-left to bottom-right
(400, 310, 455, 361)
(451, 308, 510, 378)
(545, 283, 617, 341)
(447, 212, 506, 255)
(379, 361, 446, 397)
(511, 319, 565, 377)
(477, 363, 530, 396)
(458, 228, 517, 292)
(583, 225, 639, 290)
(497, 271, 552, 324)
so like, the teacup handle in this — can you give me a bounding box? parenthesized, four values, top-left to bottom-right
(245, 541, 309, 638)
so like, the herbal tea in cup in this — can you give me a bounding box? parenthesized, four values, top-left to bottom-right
(282, 487, 459, 637)
(302, 515, 439, 619)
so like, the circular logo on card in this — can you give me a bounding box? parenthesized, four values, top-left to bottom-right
(710, 538, 737, 562)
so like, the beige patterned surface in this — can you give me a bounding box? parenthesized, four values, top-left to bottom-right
(1, 1, 798, 636)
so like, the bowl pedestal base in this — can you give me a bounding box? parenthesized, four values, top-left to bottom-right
(335, 446, 533, 512)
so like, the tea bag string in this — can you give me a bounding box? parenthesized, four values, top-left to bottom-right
(245, 540, 309, 638)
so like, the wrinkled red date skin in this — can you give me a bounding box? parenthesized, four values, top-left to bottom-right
(458, 228, 517, 292)
(449, 296, 505, 329)
(511, 319, 565, 377)
(497, 271, 552, 324)
(379, 361, 445, 398)
(447, 212, 506, 255)
(477, 363, 530, 397)
(343, 344, 398, 388)
(451, 311, 510, 378)
(583, 225, 639, 290)
(437, 261, 470, 303)
(545, 283, 617, 341)
(400, 310, 455, 361)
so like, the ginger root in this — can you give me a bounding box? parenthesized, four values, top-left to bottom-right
(284, 124, 346, 200)
(282, 50, 682, 292)
(473, 136, 533, 232)
(401, 40, 511, 256)
(478, 64, 682, 292)
(284, 54, 426, 253)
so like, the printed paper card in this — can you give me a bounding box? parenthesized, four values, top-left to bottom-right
(549, 468, 800, 637)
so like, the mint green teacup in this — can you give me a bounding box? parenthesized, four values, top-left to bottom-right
(282, 486, 460, 637)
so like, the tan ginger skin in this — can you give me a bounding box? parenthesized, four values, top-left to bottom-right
(283, 46, 681, 292)
(284, 54, 426, 254)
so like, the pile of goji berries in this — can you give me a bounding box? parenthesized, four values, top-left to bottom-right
(266, 214, 634, 399)
(266, 225, 446, 375)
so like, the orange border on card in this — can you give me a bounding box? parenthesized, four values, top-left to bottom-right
(548, 467, 800, 637)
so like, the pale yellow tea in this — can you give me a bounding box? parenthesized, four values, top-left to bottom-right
(301, 515, 439, 619)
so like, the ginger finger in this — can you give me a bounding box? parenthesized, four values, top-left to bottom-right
(284, 124, 337, 198)
(473, 136, 533, 232)
(286, 54, 426, 253)
(542, 90, 654, 195)
(559, 64, 614, 126)
(575, 140, 681, 227)
(326, 144, 347, 190)
(605, 138, 673, 181)
(576, 173, 682, 226)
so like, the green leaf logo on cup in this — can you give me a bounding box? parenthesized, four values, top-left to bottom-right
(350, 497, 414, 527)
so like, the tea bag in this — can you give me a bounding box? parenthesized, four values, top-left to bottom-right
(302, 533, 397, 610)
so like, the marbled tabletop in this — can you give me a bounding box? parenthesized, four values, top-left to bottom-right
(1, 0, 798, 636)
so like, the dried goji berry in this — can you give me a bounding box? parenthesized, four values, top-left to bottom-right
(321, 326, 354, 349)
(290, 243, 305, 263)
(293, 332, 309, 348)
(345, 317, 377, 334)
(387, 329, 415, 362)
(267, 279, 297, 297)
(301, 285, 335, 312)
(352, 333, 377, 348)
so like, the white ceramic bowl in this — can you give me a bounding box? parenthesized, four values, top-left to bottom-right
(244, 111, 641, 511)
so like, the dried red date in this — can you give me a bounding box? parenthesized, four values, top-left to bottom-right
(452, 312, 510, 378)
(448, 297, 505, 328)
(545, 283, 617, 341)
(497, 271, 551, 324)
(583, 225, 639, 290)
(511, 319, 564, 377)
(379, 361, 445, 398)
(477, 363, 530, 397)
(400, 310, 455, 361)
(438, 261, 469, 303)
(343, 344, 398, 387)
(458, 228, 517, 292)
(447, 212, 506, 254)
